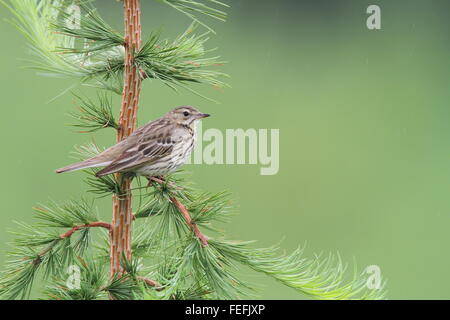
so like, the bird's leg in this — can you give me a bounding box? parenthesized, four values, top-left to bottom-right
(152, 176, 166, 184)
(145, 176, 154, 187)
(146, 175, 165, 187)
(146, 176, 183, 190)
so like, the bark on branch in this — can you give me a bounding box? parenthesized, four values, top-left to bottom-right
(59, 222, 112, 239)
(137, 276, 162, 290)
(110, 0, 142, 277)
(170, 196, 209, 246)
(149, 177, 209, 246)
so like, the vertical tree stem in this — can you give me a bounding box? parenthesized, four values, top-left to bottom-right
(110, 0, 142, 277)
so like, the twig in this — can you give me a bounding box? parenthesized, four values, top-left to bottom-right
(149, 176, 209, 246)
(32, 222, 111, 265)
(148, 176, 165, 185)
(170, 196, 209, 246)
(60, 221, 112, 239)
(32, 246, 53, 265)
(137, 276, 162, 291)
(148, 176, 182, 190)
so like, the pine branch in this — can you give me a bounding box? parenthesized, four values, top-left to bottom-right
(51, 2, 124, 54)
(162, 239, 251, 299)
(188, 191, 233, 226)
(33, 199, 100, 228)
(2, 0, 125, 92)
(208, 240, 387, 300)
(59, 222, 111, 239)
(135, 24, 228, 98)
(0, 247, 42, 299)
(45, 258, 106, 300)
(118, 255, 162, 293)
(69, 92, 119, 133)
(2, 1, 228, 98)
(0, 199, 110, 299)
(170, 196, 209, 246)
(43, 258, 144, 300)
(137, 276, 162, 290)
(134, 198, 165, 219)
(159, 0, 229, 33)
(149, 176, 209, 246)
(0, 235, 73, 299)
(57, 257, 160, 300)
(84, 169, 124, 196)
(104, 273, 137, 300)
(168, 283, 212, 300)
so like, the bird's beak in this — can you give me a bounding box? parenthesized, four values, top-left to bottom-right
(198, 113, 210, 119)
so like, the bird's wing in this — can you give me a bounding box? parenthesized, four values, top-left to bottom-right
(95, 123, 180, 177)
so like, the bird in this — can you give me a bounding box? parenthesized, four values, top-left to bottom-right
(56, 106, 210, 178)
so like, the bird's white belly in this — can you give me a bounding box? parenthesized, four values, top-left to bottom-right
(134, 136, 195, 177)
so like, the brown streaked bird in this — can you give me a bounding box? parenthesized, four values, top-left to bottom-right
(56, 106, 210, 177)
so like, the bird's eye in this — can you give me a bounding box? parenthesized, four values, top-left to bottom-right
(183, 111, 190, 117)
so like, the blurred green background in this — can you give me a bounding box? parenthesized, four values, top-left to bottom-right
(1, 0, 450, 299)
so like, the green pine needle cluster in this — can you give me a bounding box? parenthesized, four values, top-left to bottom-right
(160, 0, 229, 33)
(135, 26, 228, 98)
(0, 0, 387, 300)
(43, 258, 142, 300)
(0, 199, 101, 299)
(69, 93, 119, 132)
(1, 0, 227, 96)
(51, 3, 124, 54)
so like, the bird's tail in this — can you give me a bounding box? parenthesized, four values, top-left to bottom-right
(55, 159, 111, 174)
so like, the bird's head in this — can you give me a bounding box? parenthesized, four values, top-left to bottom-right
(166, 106, 210, 127)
